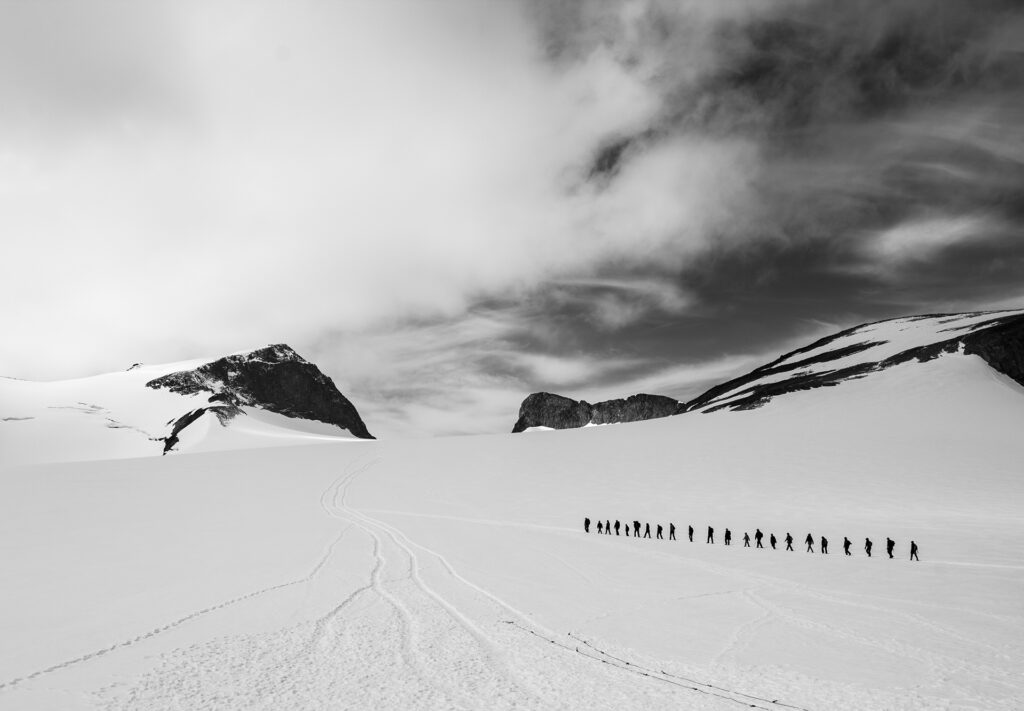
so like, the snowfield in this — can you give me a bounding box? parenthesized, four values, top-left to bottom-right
(0, 353, 362, 468)
(1, 350, 1023, 710)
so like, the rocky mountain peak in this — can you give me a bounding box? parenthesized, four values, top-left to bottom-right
(147, 344, 374, 441)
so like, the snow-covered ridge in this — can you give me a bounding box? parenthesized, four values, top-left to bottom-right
(0, 344, 372, 468)
(685, 309, 1024, 412)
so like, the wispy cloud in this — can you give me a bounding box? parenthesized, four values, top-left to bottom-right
(865, 215, 997, 266)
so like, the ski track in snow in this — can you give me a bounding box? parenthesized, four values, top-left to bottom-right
(322, 463, 833, 711)
(323, 460, 545, 708)
(90, 459, 553, 711)
(353, 501, 1020, 710)
(0, 528, 352, 694)
(97, 458, 808, 710)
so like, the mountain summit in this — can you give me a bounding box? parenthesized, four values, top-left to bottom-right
(0, 344, 372, 466)
(147, 344, 373, 450)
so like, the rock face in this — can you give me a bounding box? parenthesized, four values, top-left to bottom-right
(159, 394, 245, 455)
(147, 344, 374, 441)
(511, 392, 681, 433)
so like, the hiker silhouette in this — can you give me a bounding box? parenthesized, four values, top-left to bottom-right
(688, 525, 694, 542)
(707, 526, 714, 544)
(821, 536, 829, 554)
(770, 533, 777, 550)
(865, 537, 873, 557)
(633, 521, 641, 537)
(669, 523, 676, 541)
(724, 529, 732, 546)
(785, 532, 793, 551)
(644, 523, 652, 539)
(656, 524, 664, 540)
(584, 518, 590, 533)
(614, 520, 621, 536)
(805, 533, 814, 552)
(910, 540, 919, 561)
(887, 538, 895, 558)
(597, 521, 603, 534)
(625, 522, 630, 537)
(755, 529, 764, 548)
(743, 532, 750, 547)
(605, 520, 611, 535)
(843, 537, 851, 556)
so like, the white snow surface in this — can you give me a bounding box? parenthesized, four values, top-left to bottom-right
(0, 356, 359, 467)
(698, 309, 1024, 410)
(1, 349, 1022, 710)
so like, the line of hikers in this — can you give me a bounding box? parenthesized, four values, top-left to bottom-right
(583, 519, 920, 561)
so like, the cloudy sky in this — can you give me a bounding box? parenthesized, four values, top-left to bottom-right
(2, 0, 1023, 438)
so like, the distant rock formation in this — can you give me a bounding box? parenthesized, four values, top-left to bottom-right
(511, 392, 681, 433)
(147, 344, 374, 442)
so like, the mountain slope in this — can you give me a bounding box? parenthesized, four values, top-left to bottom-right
(0, 344, 372, 467)
(684, 309, 1024, 412)
(512, 308, 1024, 430)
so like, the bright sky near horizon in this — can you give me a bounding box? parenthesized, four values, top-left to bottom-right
(3, 0, 1024, 437)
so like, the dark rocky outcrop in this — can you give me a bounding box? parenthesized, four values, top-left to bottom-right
(148, 344, 373, 441)
(511, 392, 681, 433)
(159, 394, 244, 454)
(591, 394, 682, 424)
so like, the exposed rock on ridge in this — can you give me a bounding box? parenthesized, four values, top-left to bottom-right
(511, 392, 681, 433)
(147, 344, 374, 441)
(159, 393, 245, 454)
(686, 312, 1024, 413)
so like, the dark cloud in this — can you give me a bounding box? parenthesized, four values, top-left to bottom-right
(680, 1, 1022, 133)
(521, 0, 1024, 375)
